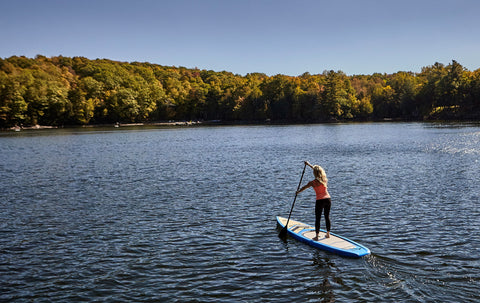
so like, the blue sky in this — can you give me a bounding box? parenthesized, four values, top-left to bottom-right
(1, 0, 479, 76)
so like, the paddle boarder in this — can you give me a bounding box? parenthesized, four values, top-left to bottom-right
(296, 161, 331, 241)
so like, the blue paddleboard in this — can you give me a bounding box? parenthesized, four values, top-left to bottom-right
(277, 216, 370, 258)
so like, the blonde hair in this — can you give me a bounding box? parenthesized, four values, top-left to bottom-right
(313, 165, 328, 186)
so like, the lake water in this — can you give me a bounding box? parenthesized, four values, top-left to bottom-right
(1, 122, 479, 302)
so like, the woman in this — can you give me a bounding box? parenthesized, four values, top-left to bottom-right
(296, 161, 331, 241)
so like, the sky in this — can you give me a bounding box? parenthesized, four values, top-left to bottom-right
(0, 0, 479, 76)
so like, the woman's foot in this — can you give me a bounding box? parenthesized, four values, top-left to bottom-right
(325, 232, 330, 238)
(313, 233, 319, 241)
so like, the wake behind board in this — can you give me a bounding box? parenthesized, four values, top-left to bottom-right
(277, 216, 370, 258)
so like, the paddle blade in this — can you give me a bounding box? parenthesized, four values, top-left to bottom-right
(279, 226, 288, 238)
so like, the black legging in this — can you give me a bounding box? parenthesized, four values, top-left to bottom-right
(315, 198, 331, 233)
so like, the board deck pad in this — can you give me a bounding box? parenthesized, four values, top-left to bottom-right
(277, 216, 370, 258)
(301, 231, 357, 249)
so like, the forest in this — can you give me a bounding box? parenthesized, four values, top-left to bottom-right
(1, 55, 479, 128)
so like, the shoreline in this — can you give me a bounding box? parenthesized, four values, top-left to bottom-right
(3, 118, 480, 132)
(4, 121, 205, 131)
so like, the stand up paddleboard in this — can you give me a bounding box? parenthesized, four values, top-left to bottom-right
(277, 216, 370, 258)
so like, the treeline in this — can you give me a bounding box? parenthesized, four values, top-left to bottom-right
(1, 55, 479, 128)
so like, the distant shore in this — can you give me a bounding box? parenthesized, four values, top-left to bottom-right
(5, 118, 480, 132)
(5, 120, 206, 131)
(2, 56, 479, 131)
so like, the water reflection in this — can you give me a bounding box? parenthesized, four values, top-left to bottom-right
(310, 252, 336, 303)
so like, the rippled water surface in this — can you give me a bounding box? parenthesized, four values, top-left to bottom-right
(1, 123, 479, 302)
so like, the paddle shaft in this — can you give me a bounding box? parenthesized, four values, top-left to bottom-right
(280, 162, 307, 236)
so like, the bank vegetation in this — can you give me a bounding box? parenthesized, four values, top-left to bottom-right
(1, 55, 479, 128)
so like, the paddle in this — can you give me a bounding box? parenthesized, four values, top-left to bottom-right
(279, 162, 307, 238)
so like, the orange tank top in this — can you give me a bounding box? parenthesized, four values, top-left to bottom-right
(313, 180, 330, 200)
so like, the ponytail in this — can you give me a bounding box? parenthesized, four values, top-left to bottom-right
(313, 165, 328, 186)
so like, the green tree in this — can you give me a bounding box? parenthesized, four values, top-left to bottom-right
(235, 73, 266, 120)
(106, 88, 137, 122)
(465, 69, 480, 117)
(437, 60, 468, 109)
(260, 75, 297, 120)
(68, 87, 95, 124)
(0, 72, 28, 127)
(416, 62, 447, 117)
(371, 84, 395, 118)
(387, 72, 418, 118)
(321, 70, 358, 119)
